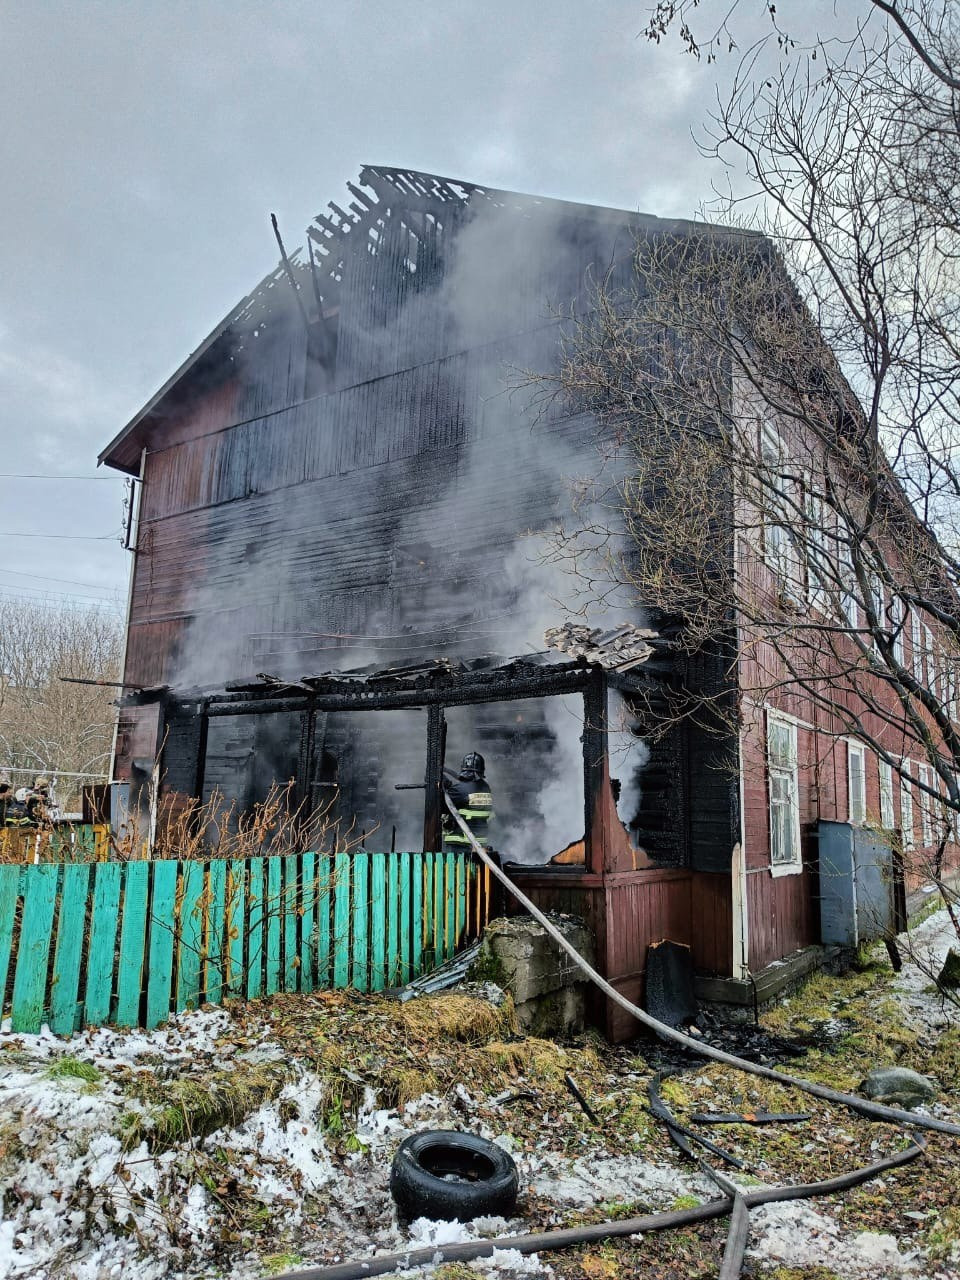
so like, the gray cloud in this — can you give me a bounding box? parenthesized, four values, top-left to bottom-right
(0, 0, 850, 609)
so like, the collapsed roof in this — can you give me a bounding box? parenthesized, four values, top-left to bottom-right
(98, 164, 735, 475)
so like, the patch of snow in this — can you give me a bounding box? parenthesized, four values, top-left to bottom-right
(408, 1217, 478, 1247)
(750, 1199, 920, 1277)
(892, 909, 959, 1034)
(470, 1247, 552, 1276)
(528, 1151, 709, 1209)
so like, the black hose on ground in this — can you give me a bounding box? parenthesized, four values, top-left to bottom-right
(276, 1141, 924, 1280)
(443, 796, 960, 1138)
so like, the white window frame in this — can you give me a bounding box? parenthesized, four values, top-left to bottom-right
(838, 519, 858, 628)
(917, 763, 934, 845)
(911, 612, 923, 681)
(900, 761, 915, 851)
(761, 422, 803, 601)
(879, 758, 895, 830)
(805, 491, 830, 612)
(767, 711, 802, 876)
(869, 575, 885, 658)
(923, 624, 935, 692)
(891, 596, 905, 667)
(847, 740, 867, 825)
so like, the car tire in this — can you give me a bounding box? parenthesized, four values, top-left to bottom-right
(390, 1129, 519, 1223)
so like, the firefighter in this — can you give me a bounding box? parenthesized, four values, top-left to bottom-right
(442, 752, 494, 852)
(0, 776, 12, 825)
(26, 776, 52, 825)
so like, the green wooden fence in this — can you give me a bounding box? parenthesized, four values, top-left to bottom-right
(0, 850, 491, 1035)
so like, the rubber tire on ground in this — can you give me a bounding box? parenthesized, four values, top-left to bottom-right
(390, 1129, 519, 1223)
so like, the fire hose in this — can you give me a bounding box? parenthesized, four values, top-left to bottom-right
(278, 1141, 924, 1280)
(441, 793, 960, 1138)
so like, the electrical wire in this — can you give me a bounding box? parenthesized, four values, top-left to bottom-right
(0, 473, 122, 481)
(0, 567, 122, 591)
(0, 530, 121, 540)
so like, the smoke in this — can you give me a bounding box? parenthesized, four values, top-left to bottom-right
(159, 187, 650, 853)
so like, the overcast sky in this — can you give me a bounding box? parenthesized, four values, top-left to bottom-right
(0, 0, 845, 614)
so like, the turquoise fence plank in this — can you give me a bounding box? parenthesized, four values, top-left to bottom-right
(226, 859, 245, 997)
(11, 865, 59, 1032)
(84, 862, 122, 1027)
(146, 860, 178, 1029)
(333, 852, 350, 988)
(445, 849, 455, 962)
(0, 865, 20, 1013)
(454, 854, 466, 955)
(115, 862, 148, 1027)
(299, 851, 315, 992)
(176, 861, 203, 1012)
(370, 855, 386, 991)
(351, 853, 369, 990)
(206, 860, 226, 1005)
(50, 866, 92, 1031)
(283, 855, 300, 992)
(317, 854, 332, 987)
(417, 852, 431, 975)
(265, 857, 282, 996)
(247, 859, 264, 999)
(434, 853, 444, 963)
(398, 852, 411, 984)
(386, 853, 399, 987)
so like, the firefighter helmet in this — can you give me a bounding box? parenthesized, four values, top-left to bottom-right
(460, 752, 485, 778)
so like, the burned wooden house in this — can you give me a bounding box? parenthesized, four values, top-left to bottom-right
(101, 165, 908, 1037)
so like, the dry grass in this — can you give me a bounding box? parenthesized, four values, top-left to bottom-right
(394, 993, 517, 1045)
(108, 780, 367, 862)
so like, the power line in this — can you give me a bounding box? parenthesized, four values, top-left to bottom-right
(0, 567, 122, 591)
(0, 530, 120, 541)
(0, 473, 122, 481)
(0, 587, 122, 607)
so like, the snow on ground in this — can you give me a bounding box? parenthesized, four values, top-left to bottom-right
(892, 907, 960, 1033)
(747, 1198, 921, 1277)
(0, 1009, 687, 1280)
(1, 913, 958, 1280)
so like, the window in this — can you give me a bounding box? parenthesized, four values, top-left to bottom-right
(911, 612, 923, 681)
(768, 713, 801, 871)
(879, 759, 895, 829)
(923, 625, 935, 691)
(891, 597, 905, 667)
(848, 741, 867, 825)
(900, 762, 915, 850)
(869, 575, 885, 658)
(917, 763, 934, 845)
(761, 423, 802, 599)
(838, 520, 858, 627)
(805, 492, 830, 612)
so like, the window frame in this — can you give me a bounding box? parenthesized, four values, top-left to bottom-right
(900, 760, 915, 851)
(878, 758, 895, 830)
(847, 740, 867, 826)
(767, 710, 803, 876)
(917, 762, 934, 845)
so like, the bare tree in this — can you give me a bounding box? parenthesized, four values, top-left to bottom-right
(541, 1, 960, 947)
(0, 599, 124, 811)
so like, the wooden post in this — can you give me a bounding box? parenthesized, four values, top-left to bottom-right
(423, 704, 446, 853)
(583, 668, 608, 875)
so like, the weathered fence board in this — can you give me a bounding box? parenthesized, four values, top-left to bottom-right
(12, 865, 58, 1032)
(116, 862, 148, 1027)
(50, 863, 91, 1034)
(0, 865, 20, 1006)
(0, 850, 486, 1034)
(146, 861, 178, 1029)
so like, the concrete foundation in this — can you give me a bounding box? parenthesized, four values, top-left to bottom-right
(472, 914, 595, 1037)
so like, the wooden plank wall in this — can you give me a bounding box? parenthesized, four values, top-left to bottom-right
(0, 850, 491, 1036)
